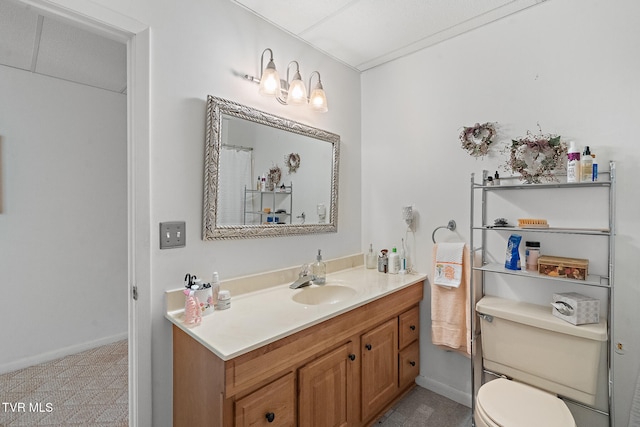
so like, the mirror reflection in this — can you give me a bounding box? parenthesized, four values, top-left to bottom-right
(203, 96, 340, 240)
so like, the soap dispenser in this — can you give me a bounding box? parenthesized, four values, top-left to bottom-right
(312, 249, 326, 285)
(365, 244, 377, 269)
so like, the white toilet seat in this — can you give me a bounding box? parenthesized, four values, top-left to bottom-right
(475, 378, 576, 427)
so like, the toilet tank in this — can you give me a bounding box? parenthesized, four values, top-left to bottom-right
(476, 296, 607, 406)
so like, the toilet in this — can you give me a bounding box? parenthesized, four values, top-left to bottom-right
(474, 296, 607, 427)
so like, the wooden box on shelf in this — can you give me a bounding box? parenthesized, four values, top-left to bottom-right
(537, 255, 589, 280)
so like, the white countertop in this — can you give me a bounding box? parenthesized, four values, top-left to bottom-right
(166, 266, 427, 361)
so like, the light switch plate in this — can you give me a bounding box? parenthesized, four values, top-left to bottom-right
(159, 221, 186, 249)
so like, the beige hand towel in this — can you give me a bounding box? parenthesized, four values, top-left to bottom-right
(431, 244, 478, 356)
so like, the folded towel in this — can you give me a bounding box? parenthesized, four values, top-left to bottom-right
(433, 242, 465, 288)
(431, 244, 480, 356)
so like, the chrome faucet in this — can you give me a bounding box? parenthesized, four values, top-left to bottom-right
(289, 263, 316, 289)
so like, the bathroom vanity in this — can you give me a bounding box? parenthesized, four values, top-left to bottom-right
(166, 262, 425, 426)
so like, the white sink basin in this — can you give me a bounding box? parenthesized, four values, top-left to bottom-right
(292, 284, 357, 306)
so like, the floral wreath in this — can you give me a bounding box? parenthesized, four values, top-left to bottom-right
(460, 122, 497, 157)
(503, 129, 566, 183)
(268, 165, 282, 189)
(285, 152, 301, 174)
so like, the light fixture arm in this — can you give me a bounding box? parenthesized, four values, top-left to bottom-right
(308, 70, 322, 91)
(276, 61, 301, 105)
(259, 48, 274, 80)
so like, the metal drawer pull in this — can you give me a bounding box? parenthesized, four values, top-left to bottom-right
(409, 325, 416, 331)
(349, 353, 356, 361)
(265, 412, 275, 423)
(365, 344, 372, 351)
(409, 361, 416, 367)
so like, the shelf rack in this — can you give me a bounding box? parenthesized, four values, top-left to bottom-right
(243, 184, 293, 225)
(469, 162, 616, 427)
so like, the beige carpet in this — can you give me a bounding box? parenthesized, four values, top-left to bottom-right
(0, 340, 128, 426)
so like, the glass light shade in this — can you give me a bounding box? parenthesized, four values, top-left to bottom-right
(286, 72, 307, 105)
(258, 60, 281, 97)
(309, 85, 328, 112)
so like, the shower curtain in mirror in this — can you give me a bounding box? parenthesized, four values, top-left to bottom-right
(218, 147, 253, 225)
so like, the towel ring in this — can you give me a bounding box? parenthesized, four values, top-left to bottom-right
(432, 220, 457, 243)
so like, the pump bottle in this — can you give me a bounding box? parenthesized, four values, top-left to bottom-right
(312, 249, 326, 284)
(365, 244, 377, 269)
(567, 141, 580, 183)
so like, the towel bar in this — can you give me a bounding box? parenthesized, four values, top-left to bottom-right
(432, 220, 457, 243)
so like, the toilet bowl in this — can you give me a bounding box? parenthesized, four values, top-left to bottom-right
(474, 378, 576, 427)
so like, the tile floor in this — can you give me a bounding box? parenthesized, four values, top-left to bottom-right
(0, 340, 128, 427)
(376, 386, 472, 427)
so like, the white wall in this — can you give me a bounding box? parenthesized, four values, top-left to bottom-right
(0, 65, 128, 371)
(362, 0, 640, 424)
(36, 0, 362, 424)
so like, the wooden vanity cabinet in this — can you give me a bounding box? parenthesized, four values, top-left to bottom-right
(398, 306, 420, 389)
(173, 280, 423, 427)
(235, 372, 295, 426)
(298, 341, 357, 427)
(361, 318, 398, 421)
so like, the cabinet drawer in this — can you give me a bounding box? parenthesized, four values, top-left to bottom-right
(399, 341, 420, 389)
(399, 306, 420, 349)
(235, 372, 295, 427)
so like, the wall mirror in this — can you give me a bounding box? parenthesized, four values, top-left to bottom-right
(203, 95, 340, 239)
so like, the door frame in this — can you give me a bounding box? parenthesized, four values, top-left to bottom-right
(17, 1, 152, 425)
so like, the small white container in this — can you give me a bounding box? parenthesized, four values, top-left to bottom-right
(216, 290, 231, 310)
(193, 288, 214, 316)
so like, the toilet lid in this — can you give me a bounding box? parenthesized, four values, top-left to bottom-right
(477, 378, 575, 427)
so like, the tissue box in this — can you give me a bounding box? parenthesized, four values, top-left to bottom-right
(538, 255, 589, 280)
(552, 292, 599, 325)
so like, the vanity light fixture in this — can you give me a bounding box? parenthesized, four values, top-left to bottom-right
(308, 71, 328, 113)
(257, 48, 281, 98)
(285, 61, 307, 105)
(244, 48, 328, 113)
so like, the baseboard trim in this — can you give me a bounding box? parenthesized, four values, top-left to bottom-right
(415, 375, 472, 408)
(0, 332, 128, 374)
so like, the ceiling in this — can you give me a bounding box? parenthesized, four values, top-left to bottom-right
(0, 0, 547, 93)
(232, 0, 547, 71)
(0, 0, 126, 93)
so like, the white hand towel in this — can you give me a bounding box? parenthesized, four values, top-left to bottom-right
(433, 242, 465, 288)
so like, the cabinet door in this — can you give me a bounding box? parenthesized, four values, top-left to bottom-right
(398, 306, 420, 350)
(399, 340, 420, 389)
(361, 318, 398, 421)
(235, 372, 295, 427)
(298, 342, 357, 427)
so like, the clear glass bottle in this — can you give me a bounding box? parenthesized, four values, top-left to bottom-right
(312, 249, 326, 284)
(365, 244, 377, 269)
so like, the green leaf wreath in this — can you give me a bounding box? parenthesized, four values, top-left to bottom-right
(503, 129, 567, 183)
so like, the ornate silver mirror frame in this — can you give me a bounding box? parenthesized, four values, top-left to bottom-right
(202, 95, 340, 240)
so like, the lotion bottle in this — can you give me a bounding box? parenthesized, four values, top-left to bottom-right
(567, 141, 580, 183)
(312, 249, 326, 284)
(388, 246, 400, 274)
(591, 154, 598, 181)
(580, 146, 593, 182)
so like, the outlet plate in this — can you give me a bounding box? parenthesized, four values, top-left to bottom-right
(159, 221, 186, 249)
